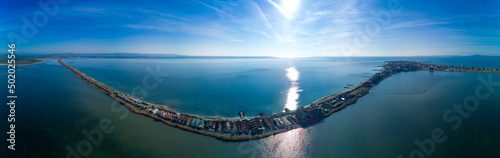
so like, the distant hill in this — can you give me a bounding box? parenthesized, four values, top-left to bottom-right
(10, 53, 187, 59)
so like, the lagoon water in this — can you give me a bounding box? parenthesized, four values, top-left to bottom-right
(1, 56, 500, 157)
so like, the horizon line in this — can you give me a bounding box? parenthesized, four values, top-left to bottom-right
(15, 53, 500, 58)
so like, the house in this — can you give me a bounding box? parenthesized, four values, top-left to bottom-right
(150, 108, 158, 114)
(296, 107, 307, 120)
(296, 107, 323, 121)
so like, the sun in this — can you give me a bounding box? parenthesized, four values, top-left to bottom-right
(282, 0, 300, 14)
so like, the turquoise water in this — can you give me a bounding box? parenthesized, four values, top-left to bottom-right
(1, 56, 500, 157)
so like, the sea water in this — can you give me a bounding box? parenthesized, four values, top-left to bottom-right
(1, 56, 499, 157)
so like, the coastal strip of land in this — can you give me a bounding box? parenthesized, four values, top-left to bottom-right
(58, 59, 500, 141)
(0, 58, 45, 66)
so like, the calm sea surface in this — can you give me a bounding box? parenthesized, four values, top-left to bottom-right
(1, 56, 499, 157)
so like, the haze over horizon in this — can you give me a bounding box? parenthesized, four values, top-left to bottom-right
(2, 0, 499, 56)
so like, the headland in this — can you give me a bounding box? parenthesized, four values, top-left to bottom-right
(0, 58, 45, 66)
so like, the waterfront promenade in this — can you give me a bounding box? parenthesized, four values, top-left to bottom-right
(58, 59, 499, 141)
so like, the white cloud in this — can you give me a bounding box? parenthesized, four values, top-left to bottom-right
(265, 0, 292, 19)
(387, 20, 451, 30)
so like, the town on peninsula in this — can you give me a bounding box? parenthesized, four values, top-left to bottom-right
(58, 59, 499, 141)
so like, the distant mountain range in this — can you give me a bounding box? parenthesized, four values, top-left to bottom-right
(10, 53, 187, 59)
(12, 53, 278, 59)
(6, 53, 500, 59)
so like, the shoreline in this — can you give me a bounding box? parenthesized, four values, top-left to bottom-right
(0, 58, 46, 66)
(58, 59, 500, 141)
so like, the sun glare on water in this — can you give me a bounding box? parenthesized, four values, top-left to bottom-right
(285, 67, 302, 110)
(286, 67, 299, 82)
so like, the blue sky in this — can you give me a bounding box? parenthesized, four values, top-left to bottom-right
(1, 0, 499, 56)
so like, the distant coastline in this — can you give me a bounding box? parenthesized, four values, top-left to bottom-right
(0, 58, 45, 66)
(59, 58, 500, 141)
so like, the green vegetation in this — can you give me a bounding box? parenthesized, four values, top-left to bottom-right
(0, 58, 45, 66)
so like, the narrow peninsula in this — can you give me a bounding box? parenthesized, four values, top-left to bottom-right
(0, 58, 45, 66)
(59, 59, 499, 141)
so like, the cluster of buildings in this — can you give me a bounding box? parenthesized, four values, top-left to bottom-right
(154, 109, 190, 125)
(385, 61, 425, 72)
(433, 64, 500, 72)
(385, 61, 500, 73)
(113, 89, 343, 137)
(153, 108, 270, 135)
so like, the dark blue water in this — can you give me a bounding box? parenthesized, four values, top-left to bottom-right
(1, 56, 500, 157)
